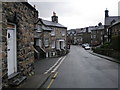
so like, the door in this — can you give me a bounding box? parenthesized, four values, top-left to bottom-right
(7, 24, 17, 76)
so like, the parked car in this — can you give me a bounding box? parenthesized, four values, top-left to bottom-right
(84, 46, 91, 50)
(82, 43, 89, 48)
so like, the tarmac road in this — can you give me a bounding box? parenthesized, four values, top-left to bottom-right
(46, 45, 119, 88)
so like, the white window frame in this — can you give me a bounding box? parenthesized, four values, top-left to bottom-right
(91, 35, 93, 38)
(94, 35, 96, 39)
(52, 40, 55, 49)
(36, 39, 42, 47)
(56, 41, 60, 49)
(44, 39, 49, 47)
(37, 24, 41, 32)
(101, 36, 103, 40)
(62, 30, 65, 36)
(51, 30, 55, 36)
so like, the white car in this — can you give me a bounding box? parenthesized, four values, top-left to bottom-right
(85, 46, 91, 50)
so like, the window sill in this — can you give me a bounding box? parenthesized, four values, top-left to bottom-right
(36, 31, 42, 33)
(51, 35, 55, 36)
(52, 47, 55, 49)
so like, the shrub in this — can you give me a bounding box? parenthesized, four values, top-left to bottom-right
(100, 42, 112, 49)
(111, 35, 120, 51)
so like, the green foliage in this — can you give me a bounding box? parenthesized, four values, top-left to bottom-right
(100, 42, 112, 49)
(111, 35, 120, 51)
(93, 36, 120, 60)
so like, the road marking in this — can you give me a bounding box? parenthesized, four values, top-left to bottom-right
(46, 72, 58, 90)
(44, 57, 63, 74)
(51, 56, 66, 73)
(52, 72, 58, 79)
(46, 79, 54, 90)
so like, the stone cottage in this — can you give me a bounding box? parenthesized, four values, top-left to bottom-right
(2, 2, 38, 87)
(34, 12, 67, 59)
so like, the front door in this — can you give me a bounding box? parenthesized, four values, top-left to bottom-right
(7, 24, 17, 76)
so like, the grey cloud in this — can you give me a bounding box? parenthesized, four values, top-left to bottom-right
(29, 2, 80, 18)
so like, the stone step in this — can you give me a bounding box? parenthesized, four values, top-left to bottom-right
(8, 72, 27, 86)
(8, 72, 20, 80)
(9, 76, 27, 86)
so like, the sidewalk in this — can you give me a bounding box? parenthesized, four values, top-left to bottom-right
(88, 50, 120, 64)
(18, 57, 60, 88)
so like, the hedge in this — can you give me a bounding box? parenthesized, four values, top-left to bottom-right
(111, 35, 120, 51)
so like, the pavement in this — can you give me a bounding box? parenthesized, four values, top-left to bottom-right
(88, 50, 120, 64)
(17, 57, 61, 89)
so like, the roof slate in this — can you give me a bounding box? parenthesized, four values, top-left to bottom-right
(105, 16, 120, 25)
(41, 19, 67, 28)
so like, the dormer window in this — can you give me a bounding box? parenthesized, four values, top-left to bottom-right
(37, 24, 41, 32)
(111, 20, 116, 25)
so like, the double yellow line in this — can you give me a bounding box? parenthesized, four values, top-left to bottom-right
(46, 72, 58, 90)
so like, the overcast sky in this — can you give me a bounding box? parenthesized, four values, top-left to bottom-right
(28, 0, 120, 29)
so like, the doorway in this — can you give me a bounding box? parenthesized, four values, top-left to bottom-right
(7, 23, 17, 76)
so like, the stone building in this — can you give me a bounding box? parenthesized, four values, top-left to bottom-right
(67, 29, 77, 45)
(67, 27, 94, 45)
(0, 1, 2, 89)
(104, 9, 120, 43)
(91, 23, 104, 46)
(108, 20, 120, 45)
(2, 2, 38, 87)
(34, 12, 67, 58)
(82, 27, 92, 44)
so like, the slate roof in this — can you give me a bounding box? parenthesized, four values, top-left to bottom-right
(42, 25, 52, 31)
(91, 25, 104, 31)
(108, 20, 120, 28)
(105, 16, 120, 25)
(41, 19, 67, 29)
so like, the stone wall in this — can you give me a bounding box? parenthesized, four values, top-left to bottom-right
(0, 1, 2, 89)
(2, 2, 38, 87)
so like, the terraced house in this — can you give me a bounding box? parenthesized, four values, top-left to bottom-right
(91, 23, 104, 46)
(34, 12, 67, 59)
(2, 2, 38, 87)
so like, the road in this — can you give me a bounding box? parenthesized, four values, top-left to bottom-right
(45, 45, 119, 88)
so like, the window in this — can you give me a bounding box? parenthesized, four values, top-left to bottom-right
(101, 36, 103, 40)
(51, 30, 55, 36)
(52, 41, 55, 48)
(56, 41, 60, 49)
(37, 24, 41, 32)
(91, 35, 93, 38)
(62, 30, 65, 36)
(36, 39, 42, 47)
(44, 39, 49, 47)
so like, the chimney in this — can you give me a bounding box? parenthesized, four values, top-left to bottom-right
(51, 11, 58, 23)
(105, 8, 109, 17)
